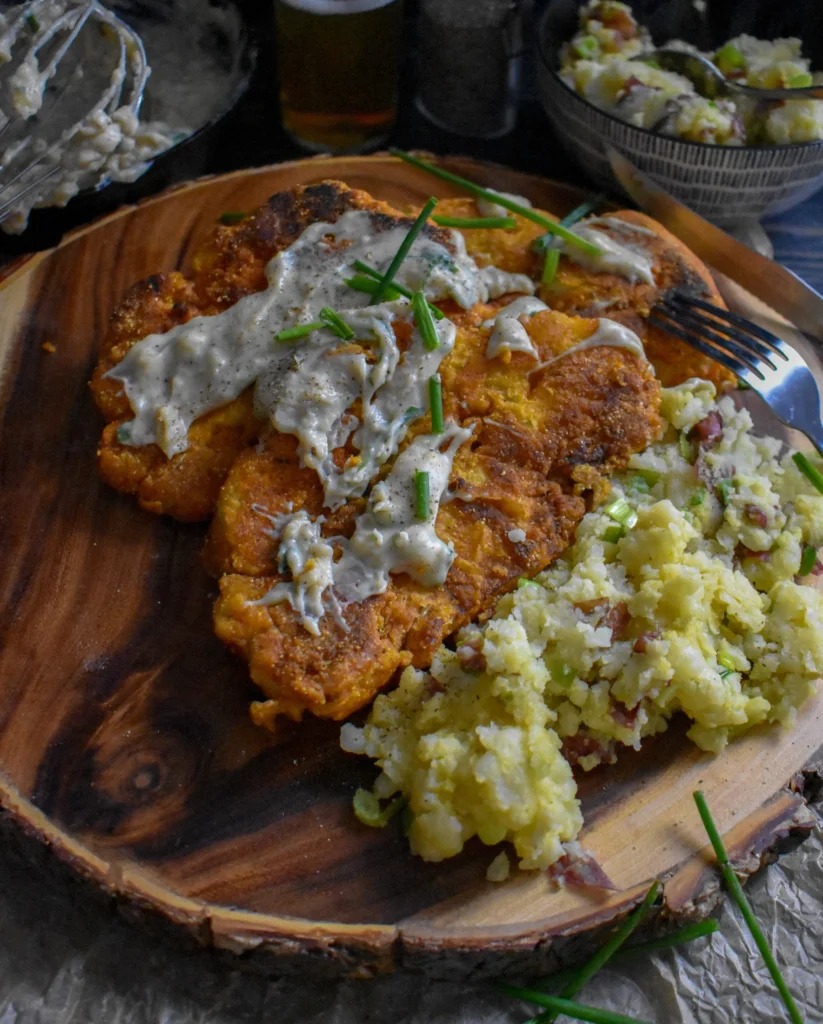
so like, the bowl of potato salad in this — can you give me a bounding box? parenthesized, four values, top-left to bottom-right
(538, 0, 823, 224)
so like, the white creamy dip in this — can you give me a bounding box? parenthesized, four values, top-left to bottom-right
(557, 221, 655, 285)
(529, 318, 648, 377)
(483, 296, 549, 359)
(475, 189, 533, 219)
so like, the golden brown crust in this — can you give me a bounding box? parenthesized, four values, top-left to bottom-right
(210, 310, 661, 724)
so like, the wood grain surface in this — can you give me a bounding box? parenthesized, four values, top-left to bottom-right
(0, 155, 820, 979)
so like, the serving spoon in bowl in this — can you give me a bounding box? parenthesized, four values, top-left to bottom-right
(640, 48, 823, 102)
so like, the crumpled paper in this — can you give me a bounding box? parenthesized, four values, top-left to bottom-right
(0, 815, 820, 1023)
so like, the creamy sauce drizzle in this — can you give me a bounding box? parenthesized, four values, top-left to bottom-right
(475, 189, 533, 219)
(585, 216, 657, 238)
(559, 221, 655, 285)
(257, 424, 473, 624)
(483, 296, 548, 359)
(528, 318, 648, 377)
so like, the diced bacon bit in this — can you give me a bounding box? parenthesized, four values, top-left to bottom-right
(735, 543, 770, 563)
(604, 602, 630, 641)
(811, 561, 823, 577)
(548, 844, 618, 891)
(611, 699, 640, 729)
(744, 504, 769, 528)
(690, 411, 723, 449)
(633, 630, 660, 654)
(561, 732, 614, 767)
(456, 640, 486, 674)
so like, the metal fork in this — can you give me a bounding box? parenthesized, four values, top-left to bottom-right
(650, 291, 823, 455)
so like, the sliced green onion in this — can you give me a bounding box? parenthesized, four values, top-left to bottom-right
(497, 985, 649, 1024)
(716, 479, 734, 505)
(353, 789, 406, 828)
(275, 320, 324, 342)
(352, 260, 444, 319)
(390, 150, 601, 257)
(533, 919, 719, 993)
(628, 476, 650, 494)
(605, 497, 638, 529)
(415, 469, 431, 520)
(572, 34, 599, 60)
(538, 196, 604, 283)
(634, 468, 660, 487)
(25, 13, 39, 32)
(799, 544, 818, 577)
(689, 488, 707, 507)
(373, 196, 438, 303)
(719, 668, 733, 680)
(413, 291, 440, 351)
(715, 42, 746, 75)
(319, 306, 354, 340)
(432, 214, 517, 229)
(679, 432, 696, 464)
(548, 659, 576, 687)
(789, 72, 812, 88)
(693, 791, 804, 1024)
(344, 275, 403, 301)
(793, 452, 823, 495)
(518, 577, 541, 589)
(535, 881, 660, 1024)
(602, 524, 625, 544)
(542, 249, 561, 285)
(429, 374, 444, 435)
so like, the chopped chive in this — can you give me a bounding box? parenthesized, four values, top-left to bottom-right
(679, 432, 696, 464)
(415, 469, 431, 520)
(689, 488, 706, 507)
(344, 275, 403, 301)
(542, 249, 561, 285)
(373, 196, 438, 303)
(429, 374, 444, 434)
(402, 405, 423, 426)
(533, 919, 719, 993)
(390, 150, 601, 257)
(353, 788, 406, 828)
(413, 291, 440, 351)
(25, 12, 39, 31)
(352, 260, 444, 319)
(496, 985, 649, 1024)
(793, 452, 823, 495)
(716, 479, 734, 505)
(789, 72, 812, 88)
(518, 577, 541, 589)
(604, 497, 638, 529)
(572, 34, 599, 59)
(719, 668, 733, 679)
(275, 320, 324, 342)
(534, 881, 660, 1024)
(628, 475, 650, 494)
(538, 200, 601, 283)
(799, 544, 818, 577)
(717, 651, 736, 671)
(602, 524, 625, 544)
(634, 468, 660, 487)
(432, 214, 517, 229)
(548, 659, 576, 686)
(319, 306, 354, 340)
(693, 791, 804, 1024)
(218, 211, 247, 225)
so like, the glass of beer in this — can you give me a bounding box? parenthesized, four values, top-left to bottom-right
(275, 0, 404, 153)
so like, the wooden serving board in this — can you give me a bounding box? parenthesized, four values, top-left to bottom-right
(0, 155, 820, 980)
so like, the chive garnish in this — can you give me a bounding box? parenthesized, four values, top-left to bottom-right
(274, 321, 324, 342)
(689, 488, 706, 507)
(319, 306, 354, 340)
(390, 149, 601, 258)
(532, 919, 719, 992)
(602, 524, 624, 544)
(537, 197, 603, 285)
(716, 479, 734, 505)
(517, 577, 541, 589)
(25, 12, 39, 31)
(628, 475, 650, 494)
(415, 469, 431, 520)
(429, 374, 444, 434)
(496, 985, 649, 1024)
(432, 214, 517, 229)
(679, 432, 696, 464)
(413, 291, 440, 351)
(799, 544, 818, 576)
(531, 880, 660, 1024)
(344, 275, 403, 301)
(634, 468, 660, 487)
(604, 497, 637, 529)
(793, 452, 823, 495)
(218, 211, 247, 225)
(693, 791, 804, 1024)
(352, 260, 445, 319)
(353, 789, 406, 828)
(373, 195, 438, 303)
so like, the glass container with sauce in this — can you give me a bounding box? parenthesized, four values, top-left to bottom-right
(274, 0, 403, 153)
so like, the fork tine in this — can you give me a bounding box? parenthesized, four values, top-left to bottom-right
(0, 164, 59, 218)
(649, 311, 756, 383)
(671, 292, 790, 358)
(655, 300, 767, 377)
(659, 299, 782, 370)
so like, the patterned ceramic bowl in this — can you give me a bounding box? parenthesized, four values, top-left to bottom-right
(536, 0, 823, 226)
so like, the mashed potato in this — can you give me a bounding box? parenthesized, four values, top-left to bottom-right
(341, 380, 823, 872)
(560, 2, 823, 145)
